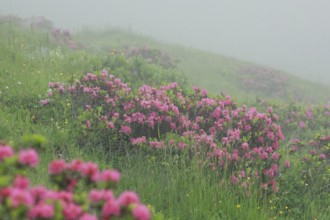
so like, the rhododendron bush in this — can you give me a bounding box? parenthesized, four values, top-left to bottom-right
(255, 100, 330, 139)
(0, 143, 151, 220)
(41, 70, 286, 191)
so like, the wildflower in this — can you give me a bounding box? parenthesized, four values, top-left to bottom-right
(10, 188, 33, 207)
(241, 142, 249, 150)
(0, 145, 14, 160)
(108, 121, 115, 129)
(236, 204, 241, 209)
(29, 203, 55, 219)
(271, 152, 279, 161)
(149, 141, 164, 149)
(18, 149, 39, 167)
(231, 152, 239, 162)
(290, 146, 298, 153)
(306, 109, 313, 119)
(299, 121, 306, 129)
(267, 131, 275, 140)
(98, 169, 121, 183)
(80, 213, 98, 220)
(319, 154, 326, 160)
(13, 175, 30, 189)
(201, 89, 208, 97)
(120, 125, 132, 134)
(69, 159, 83, 172)
(230, 176, 239, 185)
(49, 160, 67, 174)
(80, 162, 98, 179)
(284, 160, 291, 168)
(267, 107, 273, 113)
(178, 142, 186, 150)
(85, 120, 91, 129)
(89, 190, 112, 203)
(39, 99, 50, 105)
(309, 149, 317, 155)
(62, 203, 82, 220)
(131, 136, 147, 145)
(133, 205, 151, 220)
(260, 152, 268, 160)
(262, 183, 268, 189)
(30, 186, 47, 201)
(118, 191, 140, 206)
(102, 200, 121, 217)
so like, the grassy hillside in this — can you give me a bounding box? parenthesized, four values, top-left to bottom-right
(76, 28, 330, 103)
(0, 16, 329, 220)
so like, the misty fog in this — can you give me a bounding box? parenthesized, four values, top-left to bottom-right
(1, 0, 330, 85)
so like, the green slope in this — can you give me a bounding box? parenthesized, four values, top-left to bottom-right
(76, 28, 330, 103)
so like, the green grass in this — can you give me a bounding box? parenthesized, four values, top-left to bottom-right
(75, 27, 330, 103)
(1, 20, 329, 219)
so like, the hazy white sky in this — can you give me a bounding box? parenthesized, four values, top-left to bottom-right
(1, 0, 330, 84)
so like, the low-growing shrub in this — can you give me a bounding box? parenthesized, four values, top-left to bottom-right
(41, 70, 286, 192)
(0, 141, 156, 220)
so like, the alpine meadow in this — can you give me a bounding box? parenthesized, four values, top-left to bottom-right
(0, 14, 329, 220)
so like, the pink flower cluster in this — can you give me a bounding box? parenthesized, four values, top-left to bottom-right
(42, 70, 287, 191)
(287, 136, 329, 162)
(256, 101, 330, 137)
(0, 143, 150, 220)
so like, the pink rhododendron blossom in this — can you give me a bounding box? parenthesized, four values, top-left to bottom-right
(299, 121, 306, 129)
(267, 107, 273, 113)
(99, 169, 121, 183)
(89, 189, 111, 203)
(319, 154, 326, 160)
(131, 136, 146, 145)
(309, 149, 317, 155)
(260, 152, 268, 160)
(306, 109, 313, 119)
(241, 182, 248, 189)
(133, 205, 151, 220)
(118, 191, 140, 206)
(29, 203, 54, 219)
(69, 159, 83, 172)
(290, 146, 298, 153)
(62, 203, 82, 220)
(85, 120, 91, 129)
(80, 162, 98, 179)
(230, 176, 239, 185)
(271, 153, 279, 161)
(241, 142, 249, 150)
(49, 159, 67, 174)
(10, 188, 33, 208)
(13, 175, 30, 189)
(80, 213, 98, 220)
(102, 200, 121, 217)
(120, 125, 132, 134)
(39, 99, 50, 105)
(30, 186, 47, 201)
(149, 141, 164, 149)
(0, 145, 14, 160)
(284, 160, 291, 168)
(108, 121, 115, 129)
(18, 149, 39, 167)
(178, 142, 186, 150)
